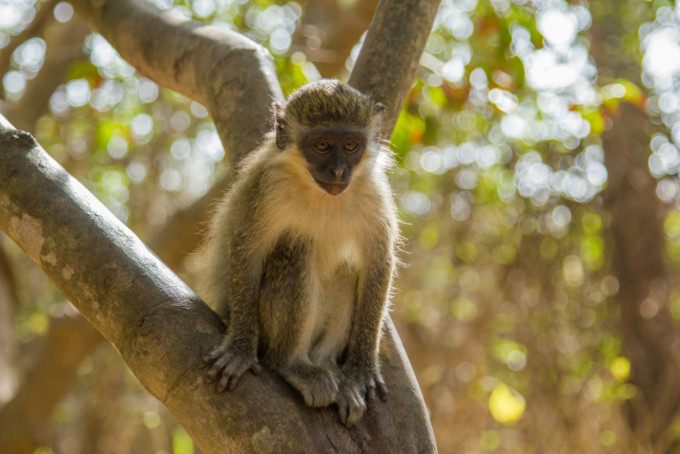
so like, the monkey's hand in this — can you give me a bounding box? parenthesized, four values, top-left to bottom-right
(337, 362, 387, 427)
(198, 337, 261, 392)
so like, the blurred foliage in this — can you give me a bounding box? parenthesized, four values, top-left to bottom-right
(4, 0, 680, 453)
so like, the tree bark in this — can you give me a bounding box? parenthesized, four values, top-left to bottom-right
(69, 0, 285, 165)
(349, 0, 440, 137)
(0, 119, 436, 452)
(0, 0, 441, 450)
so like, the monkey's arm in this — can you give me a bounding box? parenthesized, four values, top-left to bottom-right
(199, 230, 263, 392)
(338, 232, 394, 426)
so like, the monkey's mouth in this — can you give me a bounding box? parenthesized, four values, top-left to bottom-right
(314, 179, 348, 196)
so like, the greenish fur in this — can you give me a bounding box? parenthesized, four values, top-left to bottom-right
(284, 79, 378, 128)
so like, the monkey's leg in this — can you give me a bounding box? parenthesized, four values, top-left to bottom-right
(199, 232, 263, 392)
(259, 233, 339, 408)
(337, 251, 392, 427)
(309, 263, 355, 365)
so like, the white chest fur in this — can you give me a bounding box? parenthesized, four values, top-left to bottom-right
(258, 171, 373, 363)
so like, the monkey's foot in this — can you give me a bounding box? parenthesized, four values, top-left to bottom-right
(198, 340, 261, 392)
(337, 366, 388, 427)
(279, 362, 339, 408)
(337, 379, 367, 427)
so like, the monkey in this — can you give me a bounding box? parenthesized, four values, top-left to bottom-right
(197, 79, 398, 427)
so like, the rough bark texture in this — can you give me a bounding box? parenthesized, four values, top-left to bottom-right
(0, 122, 436, 452)
(69, 0, 285, 164)
(0, 0, 441, 450)
(348, 0, 441, 137)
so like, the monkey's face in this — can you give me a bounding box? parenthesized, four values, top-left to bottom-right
(300, 127, 367, 196)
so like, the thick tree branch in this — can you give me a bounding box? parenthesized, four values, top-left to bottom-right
(349, 0, 441, 137)
(0, 115, 436, 452)
(69, 0, 284, 164)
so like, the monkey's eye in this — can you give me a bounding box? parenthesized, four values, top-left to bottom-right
(343, 139, 359, 153)
(314, 139, 332, 153)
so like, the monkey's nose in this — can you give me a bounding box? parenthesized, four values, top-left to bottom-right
(331, 167, 344, 180)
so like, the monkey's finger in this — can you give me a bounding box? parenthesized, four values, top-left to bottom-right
(204, 365, 222, 384)
(345, 398, 367, 428)
(337, 395, 349, 426)
(216, 372, 233, 393)
(198, 353, 216, 369)
(367, 385, 376, 402)
(375, 378, 388, 401)
(198, 355, 219, 369)
(250, 362, 262, 375)
(205, 352, 233, 385)
(199, 344, 228, 369)
(203, 359, 227, 383)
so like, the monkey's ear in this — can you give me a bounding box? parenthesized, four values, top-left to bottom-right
(273, 102, 288, 150)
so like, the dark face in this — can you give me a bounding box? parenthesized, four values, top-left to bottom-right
(300, 127, 367, 196)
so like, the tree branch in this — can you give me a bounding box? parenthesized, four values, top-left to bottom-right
(0, 114, 436, 452)
(69, 0, 284, 164)
(349, 0, 441, 137)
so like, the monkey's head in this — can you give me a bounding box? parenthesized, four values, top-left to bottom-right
(274, 80, 384, 196)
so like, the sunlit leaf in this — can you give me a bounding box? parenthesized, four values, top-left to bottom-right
(608, 357, 631, 382)
(173, 427, 194, 454)
(488, 382, 526, 424)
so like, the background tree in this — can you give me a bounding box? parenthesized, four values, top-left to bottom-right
(4, 0, 680, 453)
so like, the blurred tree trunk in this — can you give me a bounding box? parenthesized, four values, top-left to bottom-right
(593, 2, 680, 451)
(0, 244, 18, 405)
(0, 313, 103, 454)
(9, 17, 90, 132)
(292, 0, 379, 78)
(0, 0, 55, 100)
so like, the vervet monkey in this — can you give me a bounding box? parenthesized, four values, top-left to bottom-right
(198, 79, 398, 427)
